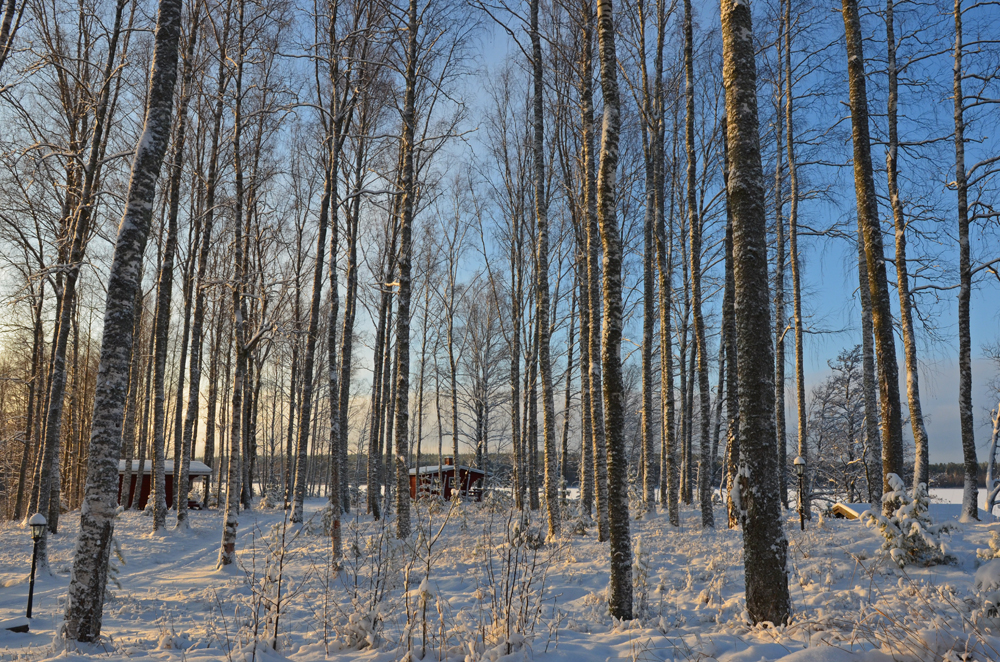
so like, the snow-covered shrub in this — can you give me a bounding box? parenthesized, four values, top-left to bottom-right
(862, 474, 955, 567)
(978, 528, 1000, 560)
(474, 510, 555, 652)
(628, 480, 649, 520)
(631, 536, 651, 619)
(568, 518, 588, 536)
(259, 477, 283, 509)
(339, 602, 379, 650)
(481, 488, 513, 515)
(235, 518, 301, 655)
(327, 515, 403, 651)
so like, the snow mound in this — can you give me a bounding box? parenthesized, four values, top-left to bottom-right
(974, 558, 1000, 592)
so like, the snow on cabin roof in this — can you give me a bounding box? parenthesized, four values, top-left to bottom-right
(118, 460, 212, 476)
(408, 464, 485, 476)
(831, 501, 989, 521)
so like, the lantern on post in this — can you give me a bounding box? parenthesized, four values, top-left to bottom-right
(793, 457, 806, 531)
(26, 513, 46, 619)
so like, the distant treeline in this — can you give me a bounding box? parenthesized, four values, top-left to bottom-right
(926, 462, 991, 488)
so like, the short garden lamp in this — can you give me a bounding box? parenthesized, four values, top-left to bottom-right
(26, 513, 45, 619)
(793, 457, 806, 531)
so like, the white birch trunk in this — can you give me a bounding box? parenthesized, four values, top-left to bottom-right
(63, 0, 183, 639)
(720, 0, 790, 626)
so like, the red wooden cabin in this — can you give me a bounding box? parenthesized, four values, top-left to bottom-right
(408, 457, 486, 501)
(117, 460, 213, 509)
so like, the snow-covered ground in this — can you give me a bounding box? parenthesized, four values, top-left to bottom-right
(2, 495, 1000, 662)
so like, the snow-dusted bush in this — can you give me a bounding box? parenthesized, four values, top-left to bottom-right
(259, 477, 283, 509)
(628, 480, 649, 520)
(235, 517, 302, 656)
(328, 515, 403, 651)
(631, 536, 651, 619)
(978, 528, 1000, 561)
(480, 488, 513, 515)
(863, 474, 954, 567)
(474, 510, 555, 653)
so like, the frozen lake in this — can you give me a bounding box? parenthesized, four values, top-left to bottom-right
(930, 487, 1000, 518)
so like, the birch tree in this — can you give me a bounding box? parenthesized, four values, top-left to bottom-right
(595, 0, 632, 621)
(720, 0, 790, 627)
(839, 0, 905, 507)
(63, 0, 185, 638)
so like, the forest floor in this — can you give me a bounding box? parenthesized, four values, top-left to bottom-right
(2, 491, 1000, 662)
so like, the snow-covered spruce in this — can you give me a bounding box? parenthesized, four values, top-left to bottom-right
(863, 473, 955, 567)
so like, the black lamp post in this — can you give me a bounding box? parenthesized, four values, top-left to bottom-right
(793, 456, 806, 531)
(26, 513, 46, 619)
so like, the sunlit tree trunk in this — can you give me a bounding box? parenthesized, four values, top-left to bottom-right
(184, 33, 229, 517)
(595, 0, 632, 620)
(720, 0, 790, 626)
(684, 0, 713, 528)
(219, 0, 250, 565)
(884, 0, 928, 495)
(393, 0, 419, 538)
(840, 0, 905, 508)
(63, 0, 183, 638)
(529, 0, 559, 537)
(772, 25, 787, 510)
(952, 0, 978, 520)
(784, 0, 810, 514)
(581, 0, 608, 541)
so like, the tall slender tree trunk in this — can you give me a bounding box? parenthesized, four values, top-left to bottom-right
(15, 288, 45, 521)
(857, 235, 881, 505)
(120, 286, 144, 511)
(577, 255, 593, 517)
(63, 0, 183, 638)
(204, 299, 222, 505)
(721, 126, 740, 528)
(381, 302, 396, 513)
(526, 319, 540, 510)
(684, 0, 713, 528)
(661, 104, 679, 525)
(338, 134, 363, 516)
(530, 0, 559, 538)
(840, 0, 905, 507)
(595, 0, 632, 620)
(150, 180, 180, 530)
(720, 0, 790, 626)
(784, 0, 811, 514)
(510, 204, 524, 512)
(884, 0, 928, 496)
(772, 33, 787, 509)
(952, 0, 977, 520)
(179, 13, 226, 526)
(290, 156, 334, 523)
(131, 318, 155, 510)
(638, 0, 657, 514)
(368, 288, 388, 517)
(168, 6, 202, 526)
(37, 0, 128, 566)
(393, 0, 419, 539)
(219, 0, 250, 565)
(325, 0, 344, 554)
(582, 0, 609, 542)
